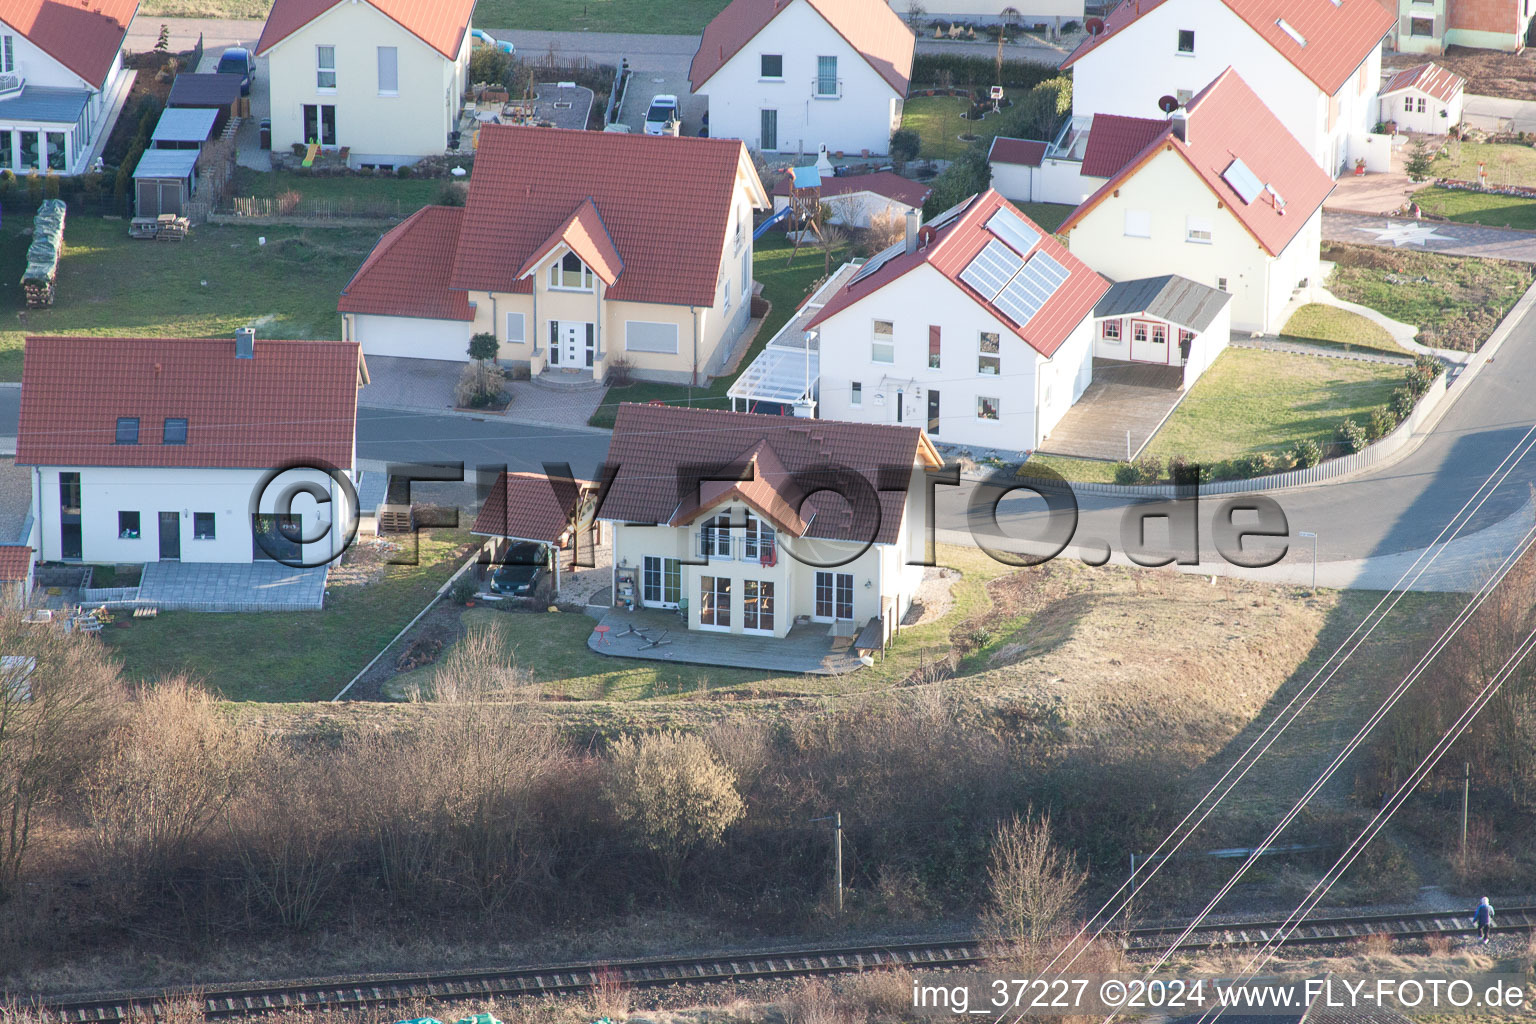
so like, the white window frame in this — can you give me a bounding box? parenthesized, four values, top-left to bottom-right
(316, 45, 337, 91)
(978, 331, 1001, 376)
(505, 311, 526, 344)
(377, 45, 398, 96)
(760, 53, 784, 80)
(977, 395, 1001, 421)
(1185, 216, 1213, 244)
(723, 277, 732, 312)
(851, 381, 862, 407)
(1177, 28, 1195, 53)
(1, 36, 13, 74)
(1101, 319, 1122, 342)
(548, 251, 594, 291)
(698, 512, 734, 560)
(871, 319, 895, 364)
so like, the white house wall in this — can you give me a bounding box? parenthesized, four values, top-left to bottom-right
(265, 1, 468, 163)
(1380, 87, 1463, 132)
(29, 466, 353, 566)
(346, 312, 471, 360)
(1069, 0, 1383, 176)
(989, 162, 1038, 202)
(697, 0, 906, 156)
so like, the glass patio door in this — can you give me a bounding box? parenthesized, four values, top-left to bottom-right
(642, 556, 680, 607)
(814, 571, 853, 621)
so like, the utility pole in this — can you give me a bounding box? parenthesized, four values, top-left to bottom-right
(1461, 762, 1470, 857)
(811, 812, 844, 914)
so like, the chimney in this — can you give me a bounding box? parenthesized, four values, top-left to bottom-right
(905, 209, 920, 253)
(1171, 106, 1189, 144)
(236, 328, 256, 360)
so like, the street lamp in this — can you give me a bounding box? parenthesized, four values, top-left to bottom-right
(1297, 531, 1317, 594)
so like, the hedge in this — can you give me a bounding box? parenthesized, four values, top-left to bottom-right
(910, 54, 1067, 90)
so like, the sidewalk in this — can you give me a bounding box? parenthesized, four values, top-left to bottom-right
(124, 16, 264, 53)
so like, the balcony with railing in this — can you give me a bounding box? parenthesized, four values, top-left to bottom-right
(812, 77, 843, 99)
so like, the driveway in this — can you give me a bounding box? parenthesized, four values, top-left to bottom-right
(1325, 212, 1536, 262)
(362, 355, 609, 429)
(1035, 361, 1185, 461)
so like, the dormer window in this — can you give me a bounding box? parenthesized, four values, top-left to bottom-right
(549, 251, 594, 290)
(1275, 18, 1306, 45)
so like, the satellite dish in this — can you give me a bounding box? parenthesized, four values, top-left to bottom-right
(1157, 94, 1180, 114)
(1085, 16, 1105, 34)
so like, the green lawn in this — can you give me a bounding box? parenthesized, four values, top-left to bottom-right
(0, 215, 378, 380)
(1323, 241, 1533, 352)
(1412, 184, 1536, 231)
(387, 544, 1002, 704)
(229, 168, 447, 213)
(104, 531, 476, 702)
(1026, 348, 1404, 481)
(1013, 202, 1074, 234)
(588, 232, 848, 427)
(1279, 303, 1407, 356)
(136, 0, 728, 32)
(901, 95, 1010, 162)
(1428, 141, 1536, 187)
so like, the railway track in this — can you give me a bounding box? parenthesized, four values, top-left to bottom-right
(33, 907, 1536, 1023)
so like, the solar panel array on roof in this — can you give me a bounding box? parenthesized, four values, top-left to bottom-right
(850, 240, 905, 285)
(1222, 157, 1264, 204)
(993, 251, 1070, 327)
(959, 239, 1025, 300)
(985, 207, 1041, 255)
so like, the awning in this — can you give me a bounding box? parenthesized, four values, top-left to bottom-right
(728, 345, 818, 406)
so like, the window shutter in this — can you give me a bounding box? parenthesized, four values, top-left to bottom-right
(378, 46, 399, 93)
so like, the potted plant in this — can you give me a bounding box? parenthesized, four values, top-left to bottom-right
(1354, 157, 1367, 176)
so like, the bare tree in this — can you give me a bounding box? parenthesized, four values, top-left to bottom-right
(983, 810, 1087, 947)
(410, 620, 537, 702)
(0, 612, 124, 900)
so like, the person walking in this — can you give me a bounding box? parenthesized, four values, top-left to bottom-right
(1472, 897, 1495, 944)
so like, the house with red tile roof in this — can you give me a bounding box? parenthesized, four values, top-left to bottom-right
(1061, 0, 1393, 178)
(804, 190, 1110, 451)
(17, 333, 367, 567)
(1394, 0, 1534, 54)
(1378, 62, 1465, 133)
(0, 0, 140, 174)
(770, 170, 930, 228)
(596, 403, 941, 645)
(0, 545, 32, 607)
(987, 113, 1168, 205)
(340, 125, 770, 386)
(255, 0, 475, 165)
(1058, 68, 1335, 335)
(688, 0, 915, 157)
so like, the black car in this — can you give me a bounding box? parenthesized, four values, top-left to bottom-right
(216, 47, 254, 96)
(489, 541, 548, 596)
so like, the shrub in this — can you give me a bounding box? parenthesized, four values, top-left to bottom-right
(436, 181, 468, 207)
(447, 573, 478, 606)
(43, 172, 59, 200)
(1112, 461, 1138, 485)
(1405, 137, 1433, 182)
(1291, 437, 1323, 468)
(395, 164, 412, 179)
(1238, 451, 1279, 478)
(469, 47, 516, 90)
(1391, 385, 1416, 418)
(603, 356, 634, 387)
(922, 146, 992, 219)
(1166, 453, 1200, 485)
(454, 360, 505, 408)
(1131, 453, 1162, 483)
(1000, 76, 1072, 141)
(982, 810, 1086, 946)
(911, 53, 1064, 89)
(889, 127, 921, 165)
(467, 331, 499, 363)
(1335, 418, 1368, 454)
(1368, 405, 1398, 440)
(1414, 353, 1443, 380)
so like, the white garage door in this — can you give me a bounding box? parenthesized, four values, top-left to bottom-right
(354, 314, 472, 360)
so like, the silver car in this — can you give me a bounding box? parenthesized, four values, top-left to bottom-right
(643, 94, 679, 135)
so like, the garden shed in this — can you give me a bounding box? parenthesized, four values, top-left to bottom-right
(132, 148, 199, 217)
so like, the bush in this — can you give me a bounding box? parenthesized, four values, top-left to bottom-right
(436, 181, 468, 207)
(395, 165, 413, 179)
(1335, 417, 1368, 454)
(890, 127, 921, 165)
(1291, 437, 1323, 468)
(1368, 405, 1398, 440)
(1166, 453, 1200, 485)
(447, 573, 478, 606)
(911, 53, 1065, 89)
(1390, 385, 1416, 418)
(1237, 451, 1279, 478)
(603, 356, 634, 387)
(454, 360, 505, 408)
(1000, 76, 1072, 141)
(1112, 461, 1138, 485)
(923, 146, 992, 219)
(468, 331, 499, 362)
(469, 47, 516, 90)
(1131, 454, 1162, 483)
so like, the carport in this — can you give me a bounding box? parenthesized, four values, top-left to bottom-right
(132, 148, 199, 217)
(150, 107, 218, 151)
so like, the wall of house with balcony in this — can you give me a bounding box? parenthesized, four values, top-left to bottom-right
(694, 0, 907, 157)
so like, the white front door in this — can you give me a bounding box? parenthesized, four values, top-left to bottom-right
(1130, 320, 1169, 363)
(552, 321, 594, 369)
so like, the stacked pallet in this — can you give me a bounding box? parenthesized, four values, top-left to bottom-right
(22, 199, 66, 307)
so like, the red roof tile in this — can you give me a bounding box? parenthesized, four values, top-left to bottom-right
(1381, 62, 1465, 104)
(668, 440, 811, 536)
(600, 404, 941, 546)
(1080, 114, 1167, 178)
(256, 0, 474, 59)
(808, 190, 1110, 358)
(1061, 0, 1393, 96)
(689, 0, 915, 94)
(0, 0, 138, 88)
(473, 471, 590, 544)
(988, 137, 1046, 167)
(17, 337, 363, 470)
(450, 126, 763, 306)
(1060, 68, 1334, 257)
(0, 545, 31, 583)
(771, 170, 930, 208)
(339, 206, 473, 322)
(514, 198, 624, 286)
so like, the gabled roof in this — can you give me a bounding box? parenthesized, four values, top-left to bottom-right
(1059, 68, 1335, 258)
(808, 190, 1110, 358)
(515, 198, 624, 286)
(1093, 274, 1231, 332)
(0, 545, 30, 583)
(0, 0, 138, 89)
(1380, 62, 1465, 104)
(340, 206, 474, 322)
(17, 337, 364, 470)
(772, 170, 930, 209)
(256, 0, 475, 59)
(668, 440, 810, 536)
(988, 137, 1046, 167)
(450, 126, 766, 307)
(1080, 114, 1167, 178)
(599, 404, 942, 546)
(689, 0, 915, 94)
(1061, 0, 1393, 96)
(473, 471, 591, 545)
